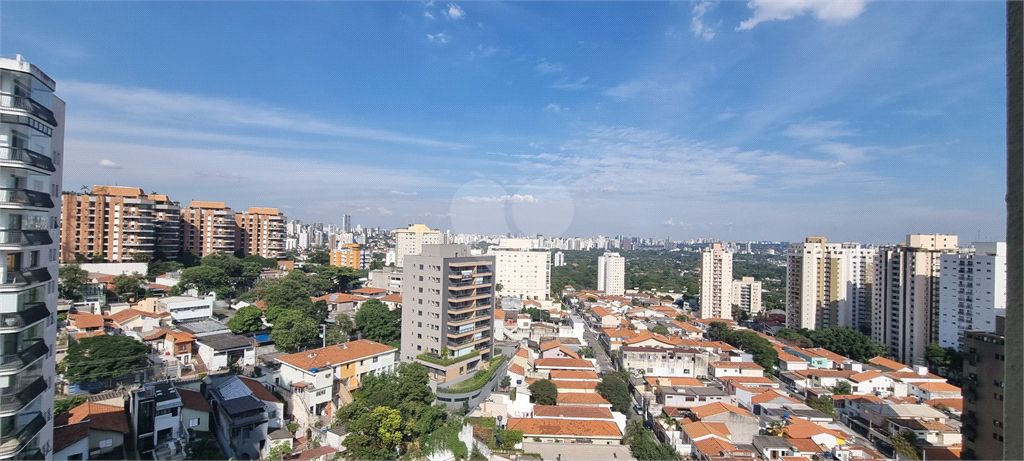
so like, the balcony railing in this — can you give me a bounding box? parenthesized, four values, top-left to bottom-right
(0, 93, 58, 126)
(0, 341, 48, 373)
(0, 412, 45, 457)
(0, 377, 47, 416)
(0, 230, 51, 247)
(3, 268, 51, 287)
(0, 147, 55, 172)
(0, 189, 53, 209)
(0, 303, 48, 333)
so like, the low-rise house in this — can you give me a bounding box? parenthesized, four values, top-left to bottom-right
(143, 329, 198, 365)
(781, 416, 849, 448)
(350, 287, 387, 299)
(847, 370, 893, 396)
(379, 293, 402, 310)
(556, 393, 612, 407)
(206, 374, 271, 460)
(129, 381, 188, 460)
(751, 435, 798, 460)
(53, 422, 90, 460)
(709, 361, 764, 378)
(533, 357, 595, 373)
(687, 401, 759, 443)
(590, 306, 619, 329)
(621, 346, 703, 378)
(240, 376, 285, 429)
(506, 418, 622, 444)
(156, 295, 215, 322)
(66, 312, 109, 338)
(678, 421, 731, 458)
(775, 351, 810, 372)
(908, 381, 962, 401)
(177, 388, 213, 435)
(55, 402, 131, 460)
(195, 333, 256, 371)
(107, 308, 164, 332)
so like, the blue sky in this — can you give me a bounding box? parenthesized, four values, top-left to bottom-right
(6, 1, 1007, 243)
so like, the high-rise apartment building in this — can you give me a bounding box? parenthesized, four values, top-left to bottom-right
(400, 245, 494, 381)
(181, 201, 237, 257)
(938, 242, 1006, 351)
(553, 251, 565, 268)
(0, 55, 63, 458)
(330, 243, 362, 269)
(234, 207, 286, 258)
(872, 234, 958, 366)
(597, 251, 625, 296)
(786, 237, 876, 330)
(700, 243, 733, 319)
(393, 223, 440, 270)
(342, 214, 351, 233)
(961, 317, 1005, 460)
(731, 276, 763, 316)
(489, 238, 550, 301)
(60, 186, 181, 262)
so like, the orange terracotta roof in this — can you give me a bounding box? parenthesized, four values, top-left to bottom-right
(380, 293, 402, 303)
(673, 320, 704, 333)
(177, 388, 214, 413)
(623, 331, 681, 346)
(506, 418, 621, 438)
(296, 446, 339, 461)
(540, 340, 562, 351)
(557, 393, 611, 405)
(778, 351, 809, 362)
(534, 358, 594, 369)
(680, 421, 731, 440)
(277, 340, 396, 371)
(550, 370, 600, 381)
(712, 361, 764, 370)
(691, 401, 755, 420)
(351, 287, 387, 295)
(914, 381, 960, 392)
(533, 405, 614, 419)
(786, 438, 826, 453)
(868, 356, 910, 372)
(646, 376, 703, 387)
(91, 185, 145, 197)
(784, 417, 848, 440)
(925, 398, 963, 412)
(240, 376, 281, 403)
(108, 308, 161, 324)
(849, 370, 884, 382)
(245, 207, 281, 215)
(602, 327, 640, 339)
(591, 306, 614, 318)
(920, 446, 962, 461)
(54, 421, 90, 453)
(311, 293, 361, 304)
(886, 370, 945, 381)
(558, 346, 580, 359)
(751, 390, 801, 405)
(516, 348, 529, 358)
(509, 363, 526, 375)
(844, 395, 883, 404)
(494, 310, 506, 320)
(56, 402, 130, 434)
(692, 437, 737, 456)
(720, 376, 776, 385)
(68, 313, 106, 329)
(188, 200, 227, 209)
(551, 380, 599, 390)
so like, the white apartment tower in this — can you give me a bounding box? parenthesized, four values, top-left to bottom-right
(394, 223, 441, 270)
(872, 234, 958, 366)
(938, 242, 1006, 351)
(700, 243, 733, 319)
(786, 237, 876, 330)
(731, 276, 763, 316)
(0, 56, 63, 459)
(489, 238, 551, 301)
(597, 252, 625, 296)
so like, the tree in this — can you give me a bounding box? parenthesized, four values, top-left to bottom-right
(521, 307, 550, 322)
(112, 273, 144, 302)
(346, 406, 404, 460)
(356, 299, 401, 345)
(624, 420, 678, 461)
(55, 395, 88, 416)
(186, 437, 226, 460)
(62, 335, 150, 384)
(59, 264, 89, 300)
(579, 346, 596, 358)
(227, 305, 264, 333)
(650, 325, 669, 335)
(313, 264, 362, 292)
(528, 379, 558, 405)
(890, 430, 920, 460)
(804, 326, 886, 362)
(178, 265, 231, 297)
(706, 321, 729, 341)
(500, 376, 511, 391)
(307, 250, 330, 265)
(806, 395, 836, 419)
(266, 442, 293, 460)
(595, 374, 632, 414)
(830, 381, 852, 396)
(336, 312, 356, 338)
(675, 314, 690, 322)
(270, 310, 320, 353)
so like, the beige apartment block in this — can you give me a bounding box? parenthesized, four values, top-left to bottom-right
(490, 238, 551, 301)
(731, 276, 763, 316)
(786, 237, 876, 331)
(181, 201, 236, 257)
(235, 207, 286, 258)
(61, 186, 179, 262)
(597, 251, 625, 296)
(700, 243, 733, 319)
(394, 223, 440, 270)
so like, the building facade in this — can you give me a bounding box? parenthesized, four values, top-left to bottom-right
(597, 252, 625, 296)
(401, 244, 495, 381)
(960, 319, 1005, 460)
(60, 186, 180, 262)
(938, 242, 1006, 351)
(234, 207, 286, 259)
(330, 243, 362, 269)
(0, 56, 63, 459)
(731, 276, 763, 317)
(489, 238, 551, 301)
(786, 237, 876, 330)
(700, 243, 733, 319)
(181, 201, 236, 257)
(872, 234, 958, 366)
(393, 223, 440, 270)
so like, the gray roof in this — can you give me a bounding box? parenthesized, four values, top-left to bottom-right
(752, 435, 793, 449)
(269, 428, 293, 440)
(176, 318, 230, 336)
(197, 333, 253, 351)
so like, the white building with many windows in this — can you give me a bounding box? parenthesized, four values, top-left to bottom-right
(938, 242, 1006, 350)
(598, 252, 625, 296)
(489, 238, 551, 301)
(700, 243, 733, 319)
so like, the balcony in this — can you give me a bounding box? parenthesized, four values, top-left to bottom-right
(0, 189, 52, 210)
(0, 377, 47, 416)
(449, 310, 491, 325)
(0, 341, 48, 373)
(0, 230, 51, 248)
(0, 412, 45, 457)
(0, 303, 49, 333)
(448, 323, 489, 337)
(0, 147, 54, 173)
(447, 333, 491, 348)
(2, 268, 50, 288)
(0, 93, 58, 126)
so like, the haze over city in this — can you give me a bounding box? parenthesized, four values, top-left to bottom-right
(4, 1, 1007, 243)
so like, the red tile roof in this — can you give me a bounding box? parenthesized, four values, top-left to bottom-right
(551, 380, 599, 390)
(380, 293, 403, 303)
(277, 340, 396, 371)
(690, 401, 755, 420)
(506, 418, 621, 438)
(351, 287, 387, 295)
(533, 405, 614, 419)
(509, 363, 526, 375)
(534, 358, 594, 369)
(56, 402, 130, 434)
(557, 393, 611, 405)
(295, 446, 339, 461)
(751, 390, 800, 405)
(712, 361, 764, 370)
(53, 421, 90, 453)
(540, 340, 562, 351)
(240, 376, 282, 403)
(692, 437, 737, 456)
(68, 313, 106, 329)
(177, 388, 214, 413)
(550, 370, 600, 381)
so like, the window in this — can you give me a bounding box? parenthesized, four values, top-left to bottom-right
(189, 418, 200, 427)
(99, 439, 113, 448)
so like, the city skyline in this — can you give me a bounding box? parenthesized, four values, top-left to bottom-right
(4, 1, 1007, 243)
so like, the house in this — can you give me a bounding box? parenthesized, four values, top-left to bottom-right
(776, 351, 810, 372)
(143, 329, 198, 365)
(156, 295, 215, 322)
(53, 422, 91, 460)
(129, 381, 188, 460)
(274, 340, 398, 429)
(557, 393, 612, 407)
(848, 370, 893, 396)
(54, 402, 131, 460)
(710, 361, 764, 378)
(908, 381, 962, 401)
(66, 312, 109, 338)
(506, 418, 622, 444)
(590, 306, 619, 329)
(177, 388, 214, 435)
(687, 401, 759, 443)
(538, 340, 579, 359)
(240, 376, 285, 429)
(206, 374, 271, 460)
(533, 357, 596, 372)
(195, 333, 256, 371)
(620, 345, 702, 378)
(350, 287, 387, 299)
(379, 293, 402, 310)
(107, 308, 164, 331)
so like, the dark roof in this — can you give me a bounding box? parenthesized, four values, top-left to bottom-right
(150, 381, 181, 404)
(197, 333, 253, 351)
(220, 396, 265, 415)
(54, 421, 90, 453)
(175, 318, 231, 335)
(269, 428, 293, 440)
(239, 377, 281, 403)
(177, 388, 213, 413)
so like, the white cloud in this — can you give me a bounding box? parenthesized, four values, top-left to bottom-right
(99, 159, 120, 169)
(662, 218, 675, 226)
(427, 33, 449, 44)
(545, 104, 566, 112)
(463, 194, 538, 203)
(737, 0, 868, 30)
(818, 142, 869, 163)
(550, 77, 593, 91)
(783, 120, 854, 140)
(424, 11, 435, 20)
(445, 3, 465, 19)
(378, 207, 394, 215)
(476, 44, 497, 57)
(536, 59, 563, 75)
(691, 1, 717, 41)
(390, 190, 418, 196)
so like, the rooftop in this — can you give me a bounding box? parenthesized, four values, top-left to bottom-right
(506, 418, 621, 438)
(277, 339, 396, 371)
(197, 332, 254, 351)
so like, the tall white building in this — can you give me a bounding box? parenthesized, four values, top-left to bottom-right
(0, 56, 64, 458)
(489, 238, 551, 301)
(597, 252, 625, 296)
(731, 276, 763, 316)
(700, 243, 733, 319)
(786, 237, 876, 330)
(938, 242, 1006, 351)
(393, 223, 440, 269)
(553, 251, 565, 267)
(872, 234, 958, 366)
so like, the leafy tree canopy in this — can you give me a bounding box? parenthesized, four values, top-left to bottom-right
(178, 265, 231, 298)
(113, 272, 145, 301)
(270, 309, 320, 353)
(528, 379, 558, 405)
(356, 299, 401, 345)
(62, 335, 150, 383)
(227, 305, 264, 333)
(624, 420, 678, 461)
(595, 374, 632, 414)
(59, 264, 89, 300)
